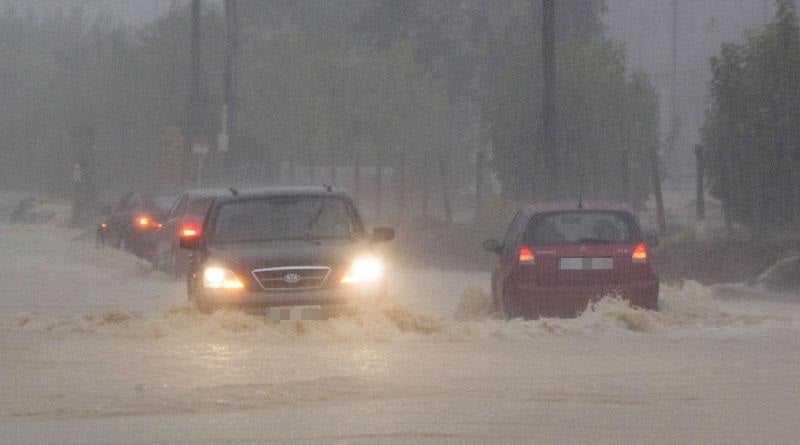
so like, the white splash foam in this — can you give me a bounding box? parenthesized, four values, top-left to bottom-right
(2, 281, 796, 343)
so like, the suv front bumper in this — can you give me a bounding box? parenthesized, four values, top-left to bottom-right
(196, 283, 385, 312)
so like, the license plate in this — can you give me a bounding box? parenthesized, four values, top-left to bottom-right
(265, 305, 322, 321)
(559, 257, 613, 270)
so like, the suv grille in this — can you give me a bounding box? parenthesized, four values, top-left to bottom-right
(252, 267, 331, 291)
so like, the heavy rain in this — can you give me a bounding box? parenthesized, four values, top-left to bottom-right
(1, 1, 800, 444)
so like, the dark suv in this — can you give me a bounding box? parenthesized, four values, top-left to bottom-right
(484, 203, 659, 319)
(180, 187, 394, 317)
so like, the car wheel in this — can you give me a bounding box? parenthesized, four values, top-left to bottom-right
(643, 295, 659, 311)
(187, 278, 196, 303)
(171, 248, 184, 281)
(501, 288, 515, 321)
(150, 250, 160, 271)
(187, 277, 213, 313)
(194, 297, 214, 314)
(489, 288, 501, 314)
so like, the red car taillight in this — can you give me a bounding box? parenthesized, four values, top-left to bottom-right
(181, 227, 198, 237)
(518, 245, 535, 265)
(135, 215, 162, 230)
(180, 219, 201, 237)
(632, 242, 648, 263)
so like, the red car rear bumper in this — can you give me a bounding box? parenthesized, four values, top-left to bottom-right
(510, 281, 659, 318)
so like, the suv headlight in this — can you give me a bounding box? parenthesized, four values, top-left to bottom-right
(340, 256, 383, 284)
(203, 266, 245, 289)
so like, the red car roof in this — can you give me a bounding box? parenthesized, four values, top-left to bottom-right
(521, 202, 633, 215)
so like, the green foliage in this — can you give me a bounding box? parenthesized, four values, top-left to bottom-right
(0, 2, 228, 193)
(0, 0, 656, 213)
(489, 0, 658, 205)
(702, 0, 800, 228)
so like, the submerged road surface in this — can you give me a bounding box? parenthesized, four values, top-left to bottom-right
(1, 221, 800, 444)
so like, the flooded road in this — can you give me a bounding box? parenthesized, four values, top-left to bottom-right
(1, 222, 800, 444)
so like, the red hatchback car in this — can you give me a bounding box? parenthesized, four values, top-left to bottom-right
(484, 204, 659, 319)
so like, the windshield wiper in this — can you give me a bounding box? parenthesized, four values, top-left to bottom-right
(305, 200, 326, 242)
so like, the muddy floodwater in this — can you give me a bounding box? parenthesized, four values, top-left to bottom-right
(1, 222, 800, 444)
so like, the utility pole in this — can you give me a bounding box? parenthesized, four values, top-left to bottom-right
(668, 0, 679, 154)
(222, 0, 239, 176)
(541, 0, 558, 199)
(186, 0, 202, 185)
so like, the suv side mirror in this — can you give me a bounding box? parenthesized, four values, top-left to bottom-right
(179, 233, 201, 250)
(645, 234, 659, 248)
(483, 239, 502, 254)
(370, 227, 395, 243)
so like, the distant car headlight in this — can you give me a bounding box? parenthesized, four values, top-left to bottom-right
(203, 266, 245, 289)
(340, 256, 383, 284)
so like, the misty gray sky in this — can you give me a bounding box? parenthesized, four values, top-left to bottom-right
(605, 0, 769, 193)
(6, 0, 771, 200)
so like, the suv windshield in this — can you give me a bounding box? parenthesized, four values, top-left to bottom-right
(211, 197, 358, 244)
(524, 211, 640, 245)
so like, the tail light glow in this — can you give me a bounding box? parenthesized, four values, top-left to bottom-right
(518, 245, 535, 265)
(135, 215, 162, 229)
(181, 227, 198, 238)
(632, 242, 648, 263)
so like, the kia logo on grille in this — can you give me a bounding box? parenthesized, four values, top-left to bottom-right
(283, 273, 301, 284)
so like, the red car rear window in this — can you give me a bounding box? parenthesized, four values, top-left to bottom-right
(523, 211, 640, 245)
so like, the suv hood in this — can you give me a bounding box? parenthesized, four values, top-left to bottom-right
(205, 239, 368, 272)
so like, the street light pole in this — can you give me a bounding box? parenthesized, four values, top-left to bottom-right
(541, 0, 558, 199)
(187, 0, 201, 185)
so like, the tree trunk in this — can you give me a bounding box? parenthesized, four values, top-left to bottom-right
(309, 153, 316, 183)
(353, 151, 361, 206)
(721, 148, 734, 234)
(422, 152, 431, 219)
(751, 168, 764, 238)
(438, 151, 453, 224)
(620, 149, 630, 206)
(695, 144, 705, 220)
(396, 150, 407, 220)
(288, 153, 295, 184)
(476, 149, 485, 222)
(330, 150, 337, 186)
(649, 144, 667, 234)
(793, 166, 800, 226)
(375, 156, 383, 220)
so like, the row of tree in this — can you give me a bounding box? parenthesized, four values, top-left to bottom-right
(702, 0, 800, 231)
(0, 1, 662, 222)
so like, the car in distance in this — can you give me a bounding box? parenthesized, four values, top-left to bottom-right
(100, 191, 176, 260)
(483, 203, 659, 319)
(151, 188, 226, 278)
(179, 187, 394, 317)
